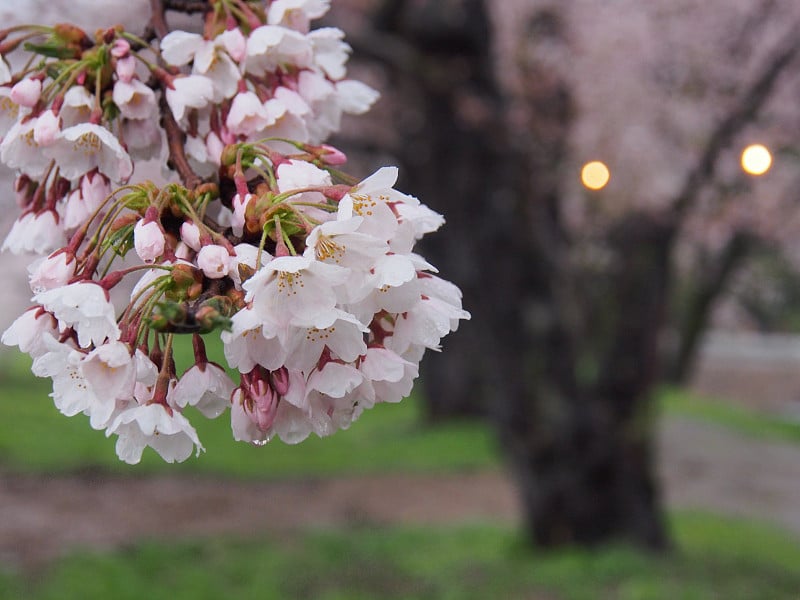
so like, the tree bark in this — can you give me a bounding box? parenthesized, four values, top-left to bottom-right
(377, 0, 672, 548)
(371, 0, 500, 419)
(509, 395, 667, 547)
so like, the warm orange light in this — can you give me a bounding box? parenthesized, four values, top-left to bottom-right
(581, 161, 610, 190)
(741, 144, 772, 176)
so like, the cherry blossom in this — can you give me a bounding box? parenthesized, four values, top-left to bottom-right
(108, 404, 203, 464)
(3, 210, 65, 255)
(197, 244, 232, 279)
(112, 80, 158, 120)
(46, 123, 134, 182)
(34, 282, 120, 349)
(172, 361, 235, 418)
(28, 251, 76, 294)
(246, 25, 313, 75)
(165, 74, 215, 122)
(32, 110, 61, 147)
(268, 0, 331, 32)
(0, 119, 53, 178)
(10, 78, 41, 107)
(1, 309, 58, 358)
(0, 3, 467, 464)
(244, 255, 350, 328)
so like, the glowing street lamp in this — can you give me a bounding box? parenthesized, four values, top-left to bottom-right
(581, 160, 610, 190)
(741, 144, 772, 176)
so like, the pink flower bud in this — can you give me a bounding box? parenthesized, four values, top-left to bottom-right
(180, 221, 202, 251)
(319, 144, 347, 165)
(197, 244, 231, 279)
(248, 379, 279, 431)
(134, 220, 165, 263)
(63, 189, 88, 230)
(231, 193, 252, 237)
(205, 131, 224, 165)
(10, 78, 42, 107)
(220, 126, 236, 145)
(33, 110, 61, 146)
(81, 172, 111, 212)
(28, 251, 76, 294)
(111, 39, 131, 58)
(116, 55, 136, 83)
(270, 367, 290, 396)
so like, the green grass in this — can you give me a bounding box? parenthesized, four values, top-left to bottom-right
(3, 344, 800, 478)
(660, 387, 800, 445)
(0, 349, 498, 477)
(1, 512, 799, 599)
(2, 350, 800, 598)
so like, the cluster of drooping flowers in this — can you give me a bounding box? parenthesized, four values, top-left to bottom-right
(0, 0, 468, 464)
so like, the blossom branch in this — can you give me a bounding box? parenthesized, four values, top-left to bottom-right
(149, 0, 203, 190)
(164, 0, 209, 12)
(158, 93, 203, 190)
(149, 0, 170, 40)
(0, 0, 459, 466)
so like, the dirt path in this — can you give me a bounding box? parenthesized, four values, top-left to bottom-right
(2, 416, 800, 569)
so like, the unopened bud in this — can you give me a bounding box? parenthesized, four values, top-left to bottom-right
(270, 367, 290, 396)
(149, 302, 187, 331)
(187, 282, 203, 300)
(116, 55, 136, 83)
(171, 263, 199, 288)
(220, 144, 240, 167)
(111, 38, 130, 58)
(194, 304, 221, 332)
(318, 144, 347, 165)
(54, 23, 91, 47)
(195, 182, 219, 198)
(10, 78, 41, 108)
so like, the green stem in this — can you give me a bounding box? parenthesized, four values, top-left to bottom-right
(256, 222, 269, 270)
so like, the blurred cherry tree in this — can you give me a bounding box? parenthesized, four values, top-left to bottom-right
(329, 0, 800, 548)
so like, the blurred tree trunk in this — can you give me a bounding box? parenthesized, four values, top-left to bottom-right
(370, 0, 500, 419)
(376, 0, 670, 548)
(363, 0, 800, 550)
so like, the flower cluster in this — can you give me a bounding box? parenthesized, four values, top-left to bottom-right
(0, 1, 468, 464)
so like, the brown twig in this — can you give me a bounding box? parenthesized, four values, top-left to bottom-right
(164, 0, 209, 12)
(159, 94, 203, 190)
(149, 0, 170, 39)
(149, 0, 203, 190)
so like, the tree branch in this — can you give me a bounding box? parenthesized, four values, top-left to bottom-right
(149, 0, 203, 190)
(158, 95, 203, 190)
(672, 25, 800, 218)
(164, 0, 209, 12)
(149, 0, 170, 39)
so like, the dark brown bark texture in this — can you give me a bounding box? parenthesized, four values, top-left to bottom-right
(365, 0, 671, 548)
(350, 0, 800, 549)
